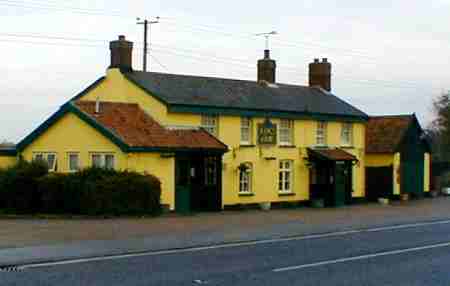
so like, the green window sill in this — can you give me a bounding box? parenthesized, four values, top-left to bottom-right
(279, 145, 297, 149)
(239, 193, 255, 197)
(240, 144, 256, 148)
(278, 192, 296, 197)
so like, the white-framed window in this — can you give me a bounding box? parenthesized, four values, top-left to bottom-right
(239, 162, 252, 194)
(341, 123, 353, 146)
(316, 121, 327, 146)
(279, 119, 294, 146)
(279, 160, 293, 193)
(240, 117, 252, 145)
(201, 115, 219, 137)
(68, 153, 80, 172)
(33, 152, 57, 172)
(91, 153, 115, 170)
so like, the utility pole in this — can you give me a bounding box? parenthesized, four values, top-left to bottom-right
(137, 16, 159, 72)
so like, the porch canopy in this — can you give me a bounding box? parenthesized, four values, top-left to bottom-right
(307, 148, 358, 162)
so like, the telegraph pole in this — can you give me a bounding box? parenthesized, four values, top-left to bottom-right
(137, 16, 159, 72)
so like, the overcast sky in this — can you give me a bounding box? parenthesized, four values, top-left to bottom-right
(1, 0, 449, 142)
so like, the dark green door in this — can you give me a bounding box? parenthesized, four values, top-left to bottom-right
(334, 162, 346, 207)
(402, 160, 424, 197)
(175, 158, 191, 213)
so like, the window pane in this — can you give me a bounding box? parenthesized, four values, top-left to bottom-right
(92, 154, 102, 168)
(69, 154, 79, 171)
(47, 154, 56, 170)
(34, 154, 44, 162)
(105, 155, 115, 170)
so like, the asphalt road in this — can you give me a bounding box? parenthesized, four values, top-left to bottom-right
(2, 221, 450, 285)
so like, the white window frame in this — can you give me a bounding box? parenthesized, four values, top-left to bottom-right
(341, 123, 353, 147)
(33, 152, 57, 172)
(68, 152, 80, 172)
(201, 115, 219, 137)
(279, 119, 294, 146)
(279, 160, 293, 193)
(240, 117, 252, 145)
(239, 163, 253, 194)
(316, 121, 327, 146)
(90, 153, 115, 170)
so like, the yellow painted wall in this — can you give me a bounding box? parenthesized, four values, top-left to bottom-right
(366, 154, 394, 167)
(424, 152, 430, 193)
(0, 156, 17, 169)
(80, 69, 169, 125)
(196, 115, 365, 205)
(393, 152, 401, 195)
(20, 112, 176, 209)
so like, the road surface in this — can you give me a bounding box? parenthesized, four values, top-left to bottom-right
(1, 220, 450, 285)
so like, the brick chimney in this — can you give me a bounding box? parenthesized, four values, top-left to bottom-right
(257, 50, 276, 83)
(309, 58, 331, 92)
(109, 35, 133, 72)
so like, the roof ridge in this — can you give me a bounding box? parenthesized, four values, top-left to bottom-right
(126, 70, 311, 89)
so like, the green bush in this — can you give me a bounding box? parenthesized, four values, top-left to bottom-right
(0, 163, 161, 216)
(0, 160, 48, 213)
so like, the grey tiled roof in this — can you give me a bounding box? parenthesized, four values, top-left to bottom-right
(124, 71, 368, 120)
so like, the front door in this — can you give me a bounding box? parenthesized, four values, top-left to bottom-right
(175, 158, 191, 213)
(334, 162, 346, 207)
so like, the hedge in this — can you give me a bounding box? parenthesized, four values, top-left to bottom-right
(0, 161, 162, 216)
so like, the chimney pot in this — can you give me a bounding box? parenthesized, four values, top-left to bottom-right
(314, 58, 320, 63)
(322, 58, 328, 63)
(118, 35, 126, 41)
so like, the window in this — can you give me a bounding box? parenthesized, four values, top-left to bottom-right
(316, 121, 327, 146)
(279, 160, 293, 193)
(33, 152, 57, 172)
(68, 153, 80, 172)
(240, 117, 252, 145)
(341, 123, 353, 146)
(91, 153, 115, 169)
(105, 154, 115, 170)
(239, 163, 252, 194)
(201, 115, 218, 137)
(279, 119, 294, 146)
(204, 157, 217, 185)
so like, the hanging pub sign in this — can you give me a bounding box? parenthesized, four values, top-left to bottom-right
(258, 118, 277, 145)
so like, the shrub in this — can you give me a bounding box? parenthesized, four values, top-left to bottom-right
(0, 163, 161, 216)
(0, 160, 48, 213)
(38, 168, 161, 216)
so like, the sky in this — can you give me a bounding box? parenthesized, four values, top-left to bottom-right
(1, 0, 449, 142)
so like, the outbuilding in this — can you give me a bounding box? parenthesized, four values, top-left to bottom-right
(365, 115, 431, 200)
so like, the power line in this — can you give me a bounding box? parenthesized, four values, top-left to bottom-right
(0, 34, 444, 92)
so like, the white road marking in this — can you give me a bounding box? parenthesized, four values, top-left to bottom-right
(19, 219, 450, 269)
(273, 241, 450, 272)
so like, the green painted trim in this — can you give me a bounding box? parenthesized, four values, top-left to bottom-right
(17, 103, 73, 151)
(129, 146, 227, 154)
(68, 103, 130, 152)
(168, 104, 368, 122)
(238, 193, 255, 197)
(239, 144, 256, 148)
(70, 77, 106, 101)
(278, 192, 296, 197)
(279, 145, 297, 149)
(0, 149, 17, 156)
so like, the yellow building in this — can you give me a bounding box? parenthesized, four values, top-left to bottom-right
(0, 35, 371, 212)
(365, 115, 431, 200)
